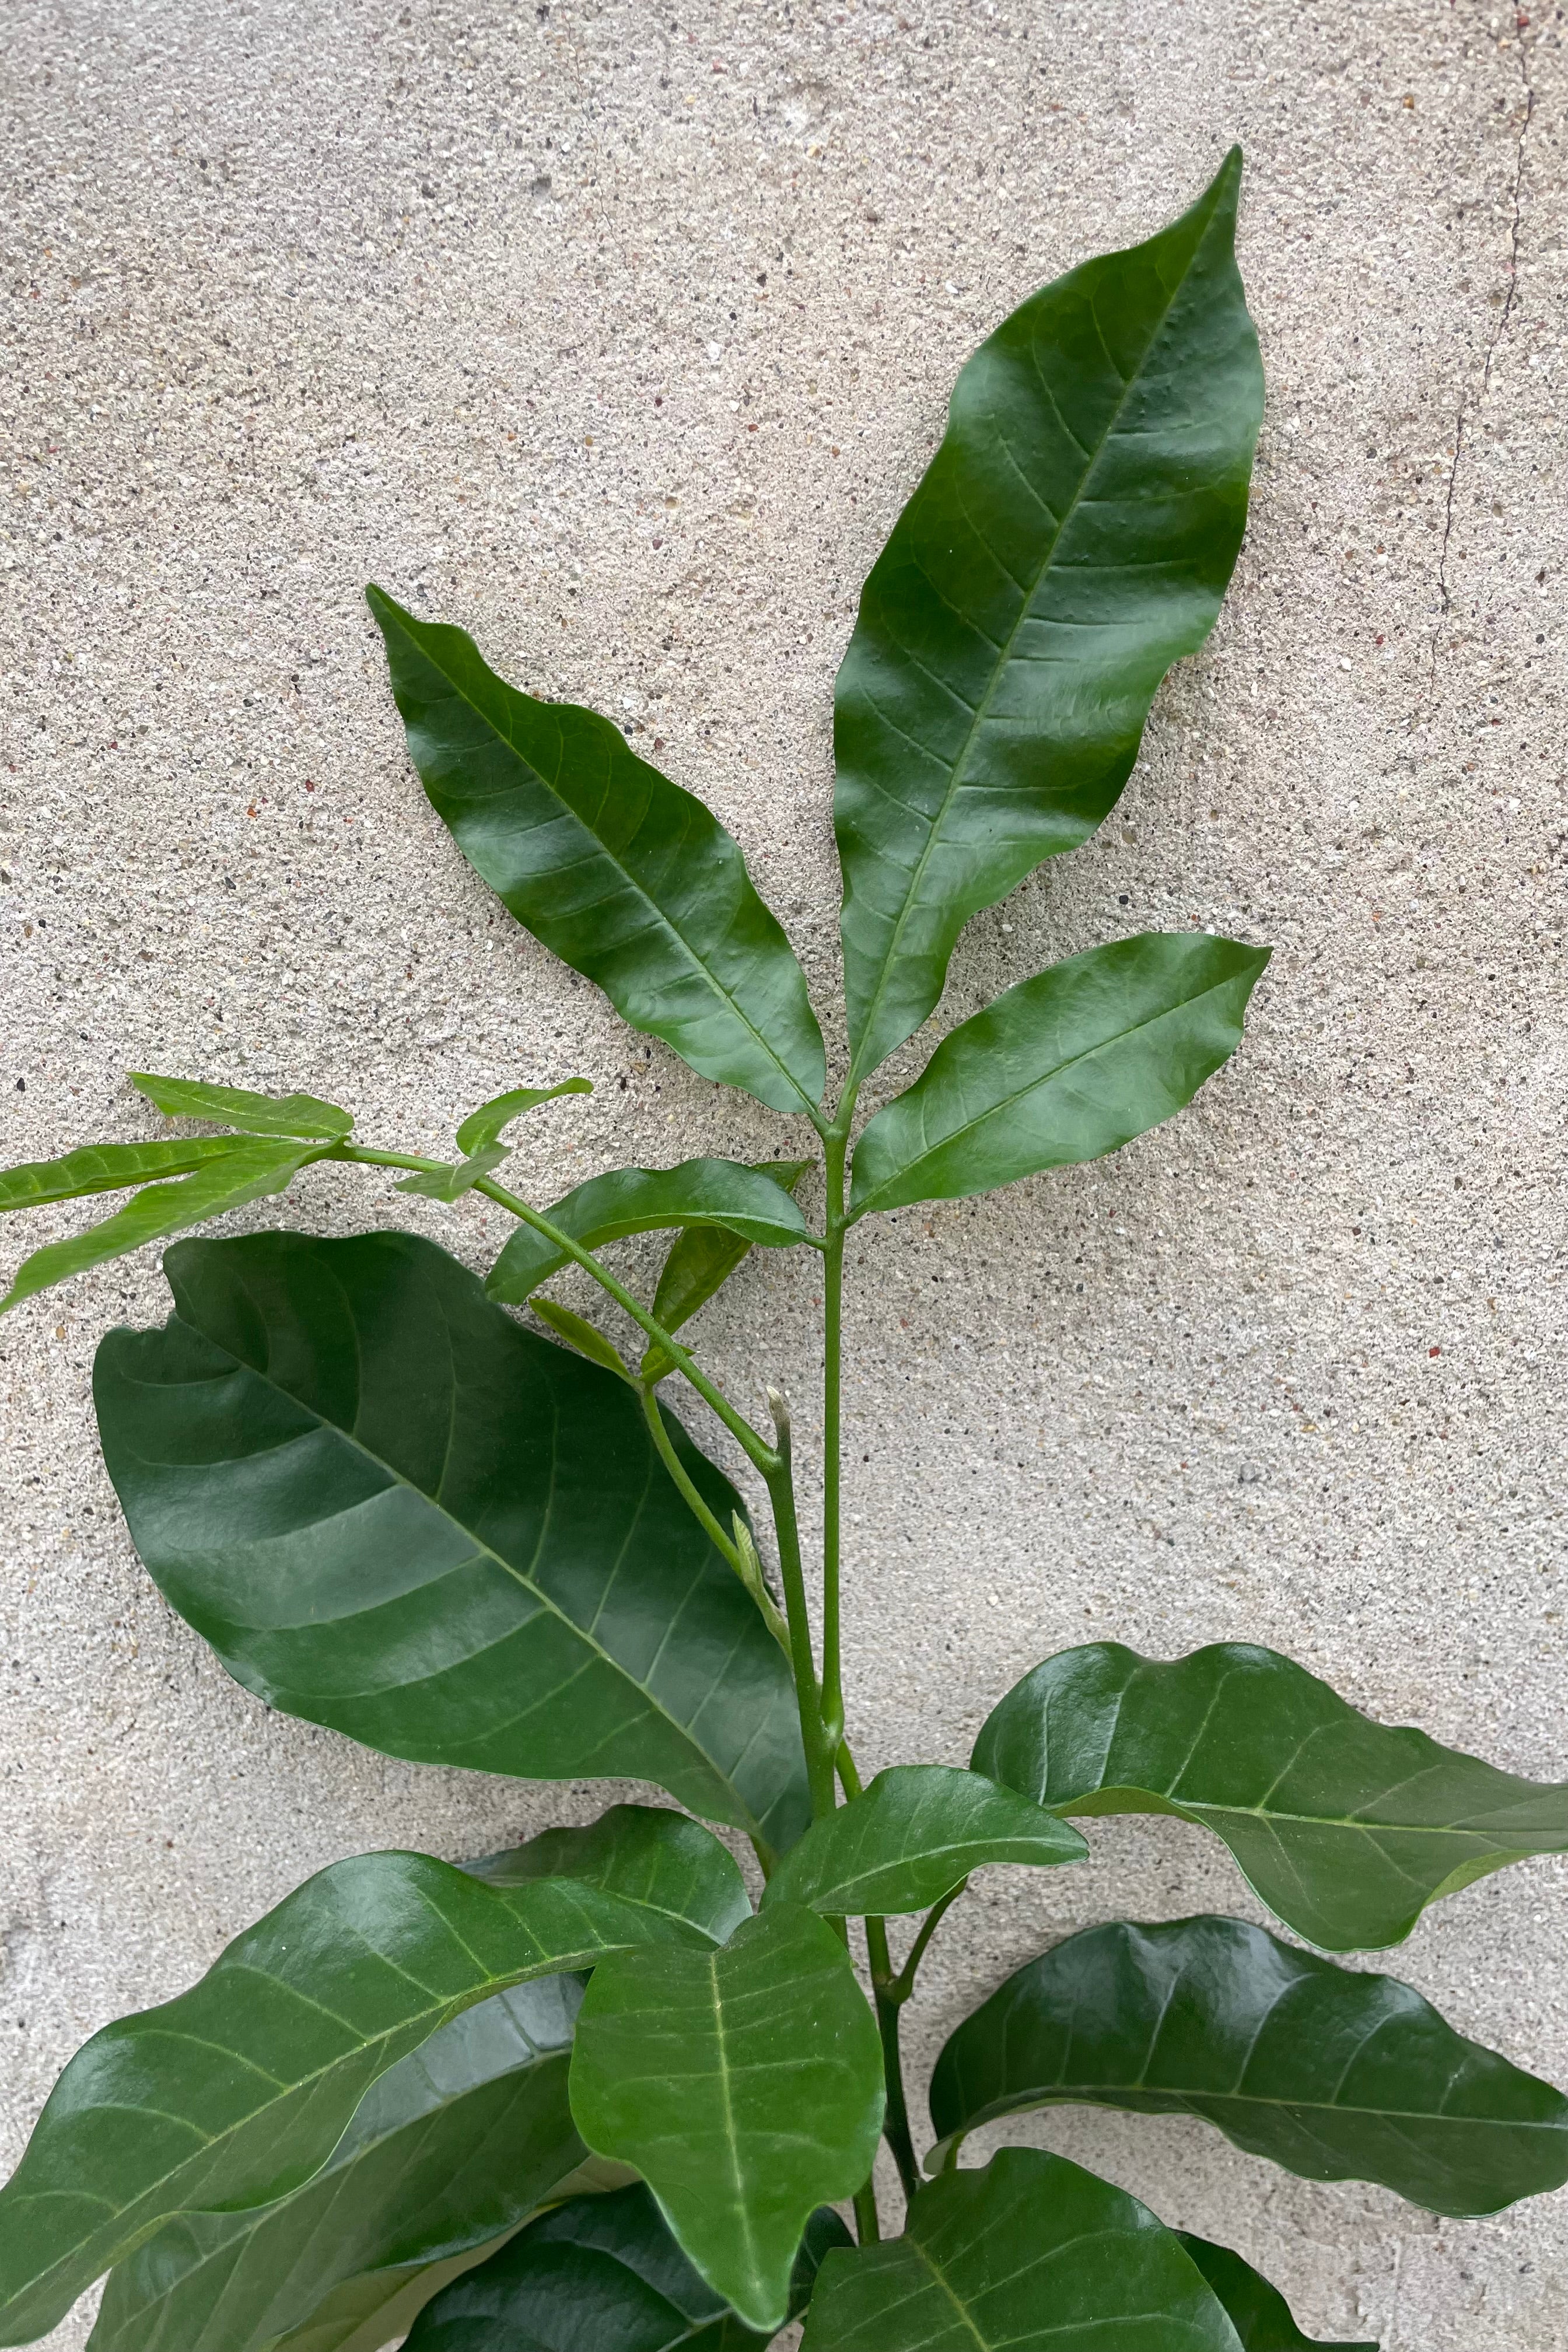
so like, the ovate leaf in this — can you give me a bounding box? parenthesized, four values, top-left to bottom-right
(394, 1147, 508, 1201)
(569, 1903, 884, 2332)
(850, 935, 1268, 1217)
(456, 1077, 593, 1155)
(928, 1915, 1568, 2218)
(131, 1073, 352, 1139)
(835, 150, 1264, 1082)
(973, 1641, 1568, 1952)
(0, 1137, 253, 1213)
(467, 1803, 752, 1944)
(93, 1231, 810, 1855)
(640, 1158, 812, 1386)
(487, 1158, 814, 1304)
(1175, 2236, 1378, 2352)
(368, 587, 825, 1115)
(530, 1296, 634, 1379)
(762, 1764, 1086, 1916)
(799, 2147, 1244, 2352)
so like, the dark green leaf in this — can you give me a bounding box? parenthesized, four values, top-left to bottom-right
(799, 2146, 1243, 2352)
(456, 1078, 593, 1156)
(0, 1850, 714, 2346)
(928, 1914, 1568, 2217)
(835, 150, 1263, 1082)
(0, 1137, 253, 1214)
(762, 1764, 1086, 1916)
(1, 1140, 324, 1315)
(395, 1147, 508, 1201)
(1174, 2237, 1378, 2352)
(130, 1073, 352, 1139)
(93, 1231, 810, 1855)
(487, 1158, 814, 1304)
(405, 2183, 850, 2352)
(640, 1160, 812, 1386)
(972, 1640, 1568, 1952)
(850, 935, 1268, 1217)
(569, 1903, 884, 2332)
(368, 587, 825, 1114)
(530, 1296, 634, 1379)
(467, 1803, 752, 1945)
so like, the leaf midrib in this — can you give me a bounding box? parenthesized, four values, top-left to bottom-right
(1058, 1785, 1568, 1845)
(966, 2082, 1565, 2132)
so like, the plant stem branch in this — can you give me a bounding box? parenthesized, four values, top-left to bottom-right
(852, 2177, 881, 2245)
(819, 1108, 853, 1753)
(864, 1915, 922, 2207)
(889, 1880, 967, 2005)
(761, 1390, 838, 1823)
(636, 1383, 744, 1571)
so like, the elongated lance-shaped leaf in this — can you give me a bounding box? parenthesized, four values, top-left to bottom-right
(368, 587, 825, 1115)
(131, 1073, 353, 1139)
(93, 1231, 811, 1854)
(973, 1642, 1568, 1952)
(1174, 2237, 1378, 2352)
(456, 1076, 593, 1156)
(395, 1146, 507, 1201)
(467, 1803, 752, 1944)
(0, 1136, 254, 1214)
(1, 1140, 324, 1315)
(0, 1850, 719, 2346)
(88, 1979, 590, 2352)
(835, 150, 1263, 1082)
(800, 2147, 1244, 2352)
(850, 935, 1269, 1217)
(487, 1157, 814, 1304)
(530, 1295, 635, 1379)
(405, 2183, 850, 2352)
(762, 1764, 1085, 1916)
(928, 1915, 1568, 2218)
(641, 1158, 813, 1386)
(569, 1903, 884, 2333)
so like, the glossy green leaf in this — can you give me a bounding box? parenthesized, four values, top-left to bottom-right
(130, 1073, 352, 1139)
(405, 2183, 850, 2352)
(834, 150, 1263, 1082)
(928, 1915, 1568, 2217)
(799, 2146, 1243, 2352)
(569, 1903, 884, 2332)
(1, 1140, 324, 1315)
(487, 1158, 814, 1304)
(972, 1641, 1568, 1952)
(368, 587, 825, 1115)
(88, 1978, 590, 2352)
(394, 1147, 507, 1201)
(93, 1230, 810, 1855)
(0, 1137, 253, 1214)
(640, 1159, 812, 1385)
(0, 1850, 713, 2346)
(850, 935, 1269, 1217)
(467, 1803, 752, 1945)
(1174, 2236, 1378, 2352)
(762, 1764, 1086, 1916)
(456, 1077, 593, 1156)
(530, 1296, 634, 1379)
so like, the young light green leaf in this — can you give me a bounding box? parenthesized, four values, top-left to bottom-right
(394, 1146, 507, 1201)
(0, 1136, 253, 1214)
(529, 1295, 635, 1379)
(800, 2147, 1244, 2352)
(1, 1140, 324, 1315)
(640, 1158, 813, 1385)
(456, 1077, 593, 1156)
(130, 1072, 352, 1139)
(972, 1641, 1568, 1952)
(928, 1915, 1568, 2218)
(850, 935, 1269, 1217)
(1174, 2236, 1379, 2352)
(367, 587, 825, 1115)
(93, 1231, 810, 1856)
(762, 1763, 1086, 1916)
(487, 1158, 814, 1304)
(835, 149, 1264, 1083)
(466, 1803, 752, 1945)
(569, 1903, 884, 2333)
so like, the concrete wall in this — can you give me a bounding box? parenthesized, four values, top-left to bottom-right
(2, 2, 1564, 2343)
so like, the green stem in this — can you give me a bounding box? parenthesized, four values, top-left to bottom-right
(761, 1390, 838, 1825)
(888, 1879, 967, 2004)
(636, 1382, 744, 1572)
(865, 1915, 922, 2207)
(853, 2177, 881, 2245)
(819, 1108, 853, 1754)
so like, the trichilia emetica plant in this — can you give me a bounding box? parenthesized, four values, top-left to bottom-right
(1, 150, 1564, 2352)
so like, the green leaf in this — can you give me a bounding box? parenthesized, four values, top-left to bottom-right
(92, 1231, 810, 1854)
(368, 587, 825, 1115)
(569, 1903, 884, 2332)
(799, 2146, 1244, 2352)
(640, 1158, 812, 1385)
(1174, 2236, 1378, 2352)
(88, 1978, 590, 2352)
(0, 1137, 254, 1214)
(456, 1077, 593, 1156)
(928, 1914, 1568, 2218)
(467, 1802, 752, 1945)
(405, 2183, 850, 2352)
(130, 1072, 353, 1139)
(762, 1764, 1086, 1916)
(850, 935, 1269, 1217)
(0, 1849, 715, 2346)
(1, 1140, 324, 1315)
(395, 1147, 507, 1201)
(487, 1158, 814, 1305)
(972, 1640, 1568, 1952)
(530, 1296, 634, 1379)
(835, 149, 1264, 1083)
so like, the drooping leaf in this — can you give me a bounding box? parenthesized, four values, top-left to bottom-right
(762, 1764, 1086, 1916)
(530, 1296, 634, 1379)
(368, 587, 825, 1115)
(850, 935, 1269, 1217)
(928, 1915, 1568, 2218)
(1, 1140, 324, 1315)
(93, 1230, 810, 1855)
(130, 1073, 353, 1139)
(972, 1641, 1568, 1952)
(405, 2183, 850, 2352)
(569, 1903, 884, 2332)
(456, 1077, 593, 1156)
(835, 149, 1264, 1083)
(0, 1137, 253, 1214)
(799, 2146, 1244, 2352)
(0, 1850, 716, 2346)
(394, 1147, 508, 1202)
(467, 1803, 752, 1945)
(640, 1158, 813, 1385)
(487, 1158, 815, 1304)
(1174, 2236, 1378, 2352)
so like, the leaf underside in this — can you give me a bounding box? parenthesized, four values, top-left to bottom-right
(130, 1073, 353, 1140)
(0, 1137, 251, 1214)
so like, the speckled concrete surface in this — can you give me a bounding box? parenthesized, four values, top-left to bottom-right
(1, 1, 1564, 2343)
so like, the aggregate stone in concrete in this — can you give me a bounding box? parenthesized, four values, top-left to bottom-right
(2, 2, 1565, 2346)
